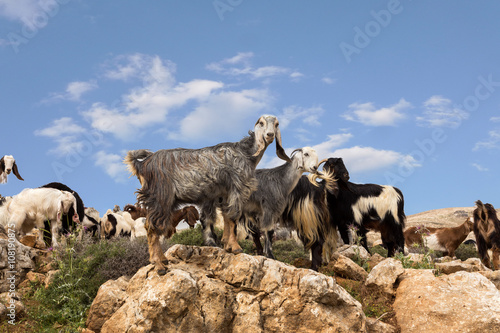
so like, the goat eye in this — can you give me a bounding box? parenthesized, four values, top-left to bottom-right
(304, 153, 309, 157)
(259, 121, 264, 127)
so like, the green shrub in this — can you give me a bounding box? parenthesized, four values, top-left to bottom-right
(31, 233, 164, 332)
(454, 243, 479, 261)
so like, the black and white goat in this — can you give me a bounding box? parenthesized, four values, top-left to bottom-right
(100, 209, 135, 239)
(40, 182, 85, 240)
(0, 155, 23, 184)
(0, 187, 79, 247)
(281, 168, 339, 271)
(473, 200, 500, 270)
(241, 147, 322, 260)
(323, 157, 406, 257)
(125, 115, 290, 275)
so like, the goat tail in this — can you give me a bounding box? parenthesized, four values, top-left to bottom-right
(124, 149, 153, 181)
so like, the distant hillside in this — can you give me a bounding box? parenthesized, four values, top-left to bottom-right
(368, 206, 500, 246)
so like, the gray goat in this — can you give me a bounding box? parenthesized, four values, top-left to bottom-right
(124, 115, 290, 275)
(242, 147, 321, 260)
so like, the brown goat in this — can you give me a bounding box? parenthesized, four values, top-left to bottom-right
(473, 200, 500, 270)
(123, 204, 148, 220)
(124, 204, 199, 230)
(404, 218, 474, 257)
(171, 206, 199, 229)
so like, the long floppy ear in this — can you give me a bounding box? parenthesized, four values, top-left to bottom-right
(12, 162, 23, 181)
(0, 157, 4, 173)
(275, 126, 291, 162)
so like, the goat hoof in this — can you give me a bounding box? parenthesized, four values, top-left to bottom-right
(162, 259, 169, 265)
(157, 268, 167, 276)
(232, 248, 243, 254)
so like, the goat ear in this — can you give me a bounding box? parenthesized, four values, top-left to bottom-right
(12, 162, 23, 181)
(275, 127, 291, 162)
(291, 149, 304, 169)
(0, 157, 4, 173)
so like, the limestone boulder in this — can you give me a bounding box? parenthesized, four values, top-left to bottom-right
(88, 245, 366, 333)
(364, 258, 404, 298)
(394, 271, 500, 332)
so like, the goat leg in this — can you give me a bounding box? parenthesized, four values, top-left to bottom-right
(493, 247, 500, 270)
(146, 222, 168, 275)
(223, 214, 243, 254)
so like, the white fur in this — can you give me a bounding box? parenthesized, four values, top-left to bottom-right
(352, 186, 402, 225)
(101, 209, 135, 238)
(423, 234, 448, 252)
(132, 217, 147, 239)
(0, 155, 15, 184)
(0, 187, 79, 246)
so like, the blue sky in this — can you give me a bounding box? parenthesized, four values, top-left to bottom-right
(1, 1, 500, 218)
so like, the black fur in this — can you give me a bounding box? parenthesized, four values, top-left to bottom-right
(324, 157, 405, 257)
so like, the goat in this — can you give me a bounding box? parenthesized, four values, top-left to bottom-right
(0, 187, 79, 247)
(40, 182, 85, 240)
(404, 218, 474, 257)
(281, 168, 339, 271)
(241, 147, 322, 260)
(125, 203, 199, 231)
(0, 155, 23, 184)
(124, 115, 290, 275)
(472, 200, 500, 270)
(123, 204, 147, 220)
(101, 209, 135, 239)
(323, 157, 405, 257)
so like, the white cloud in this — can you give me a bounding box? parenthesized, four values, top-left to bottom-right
(473, 129, 500, 151)
(417, 95, 469, 128)
(332, 146, 419, 173)
(279, 105, 324, 129)
(259, 134, 418, 174)
(0, 0, 54, 24)
(34, 117, 88, 155)
(491, 116, 500, 122)
(322, 77, 336, 85)
(83, 54, 224, 141)
(472, 163, 489, 172)
(312, 133, 353, 158)
(343, 98, 411, 126)
(171, 89, 272, 142)
(94, 150, 129, 183)
(206, 52, 293, 80)
(46, 80, 98, 102)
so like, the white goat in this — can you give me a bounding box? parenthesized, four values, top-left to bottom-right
(101, 209, 135, 239)
(0, 155, 23, 184)
(0, 187, 79, 247)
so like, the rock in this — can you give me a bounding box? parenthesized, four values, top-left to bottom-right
(328, 253, 368, 281)
(397, 268, 436, 284)
(394, 271, 500, 332)
(44, 270, 60, 288)
(85, 276, 129, 332)
(338, 245, 371, 261)
(365, 317, 397, 333)
(0, 292, 26, 320)
(90, 245, 366, 333)
(19, 235, 37, 248)
(435, 258, 490, 275)
(366, 253, 385, 271)
(365, 258, 404, 298)
(18, 271, 45, 289)
(478, 270, 500, 290)
(0, 226, 36, 293)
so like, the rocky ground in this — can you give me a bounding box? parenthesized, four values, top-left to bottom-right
(2, 206, 500, 332)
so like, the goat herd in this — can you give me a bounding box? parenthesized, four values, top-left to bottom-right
(1, 115, 500, 276)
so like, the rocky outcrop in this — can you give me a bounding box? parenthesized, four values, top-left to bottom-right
(88, 244, 367, 333)
(0, 226, 36, 293)
(394, 271, 500, 332)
